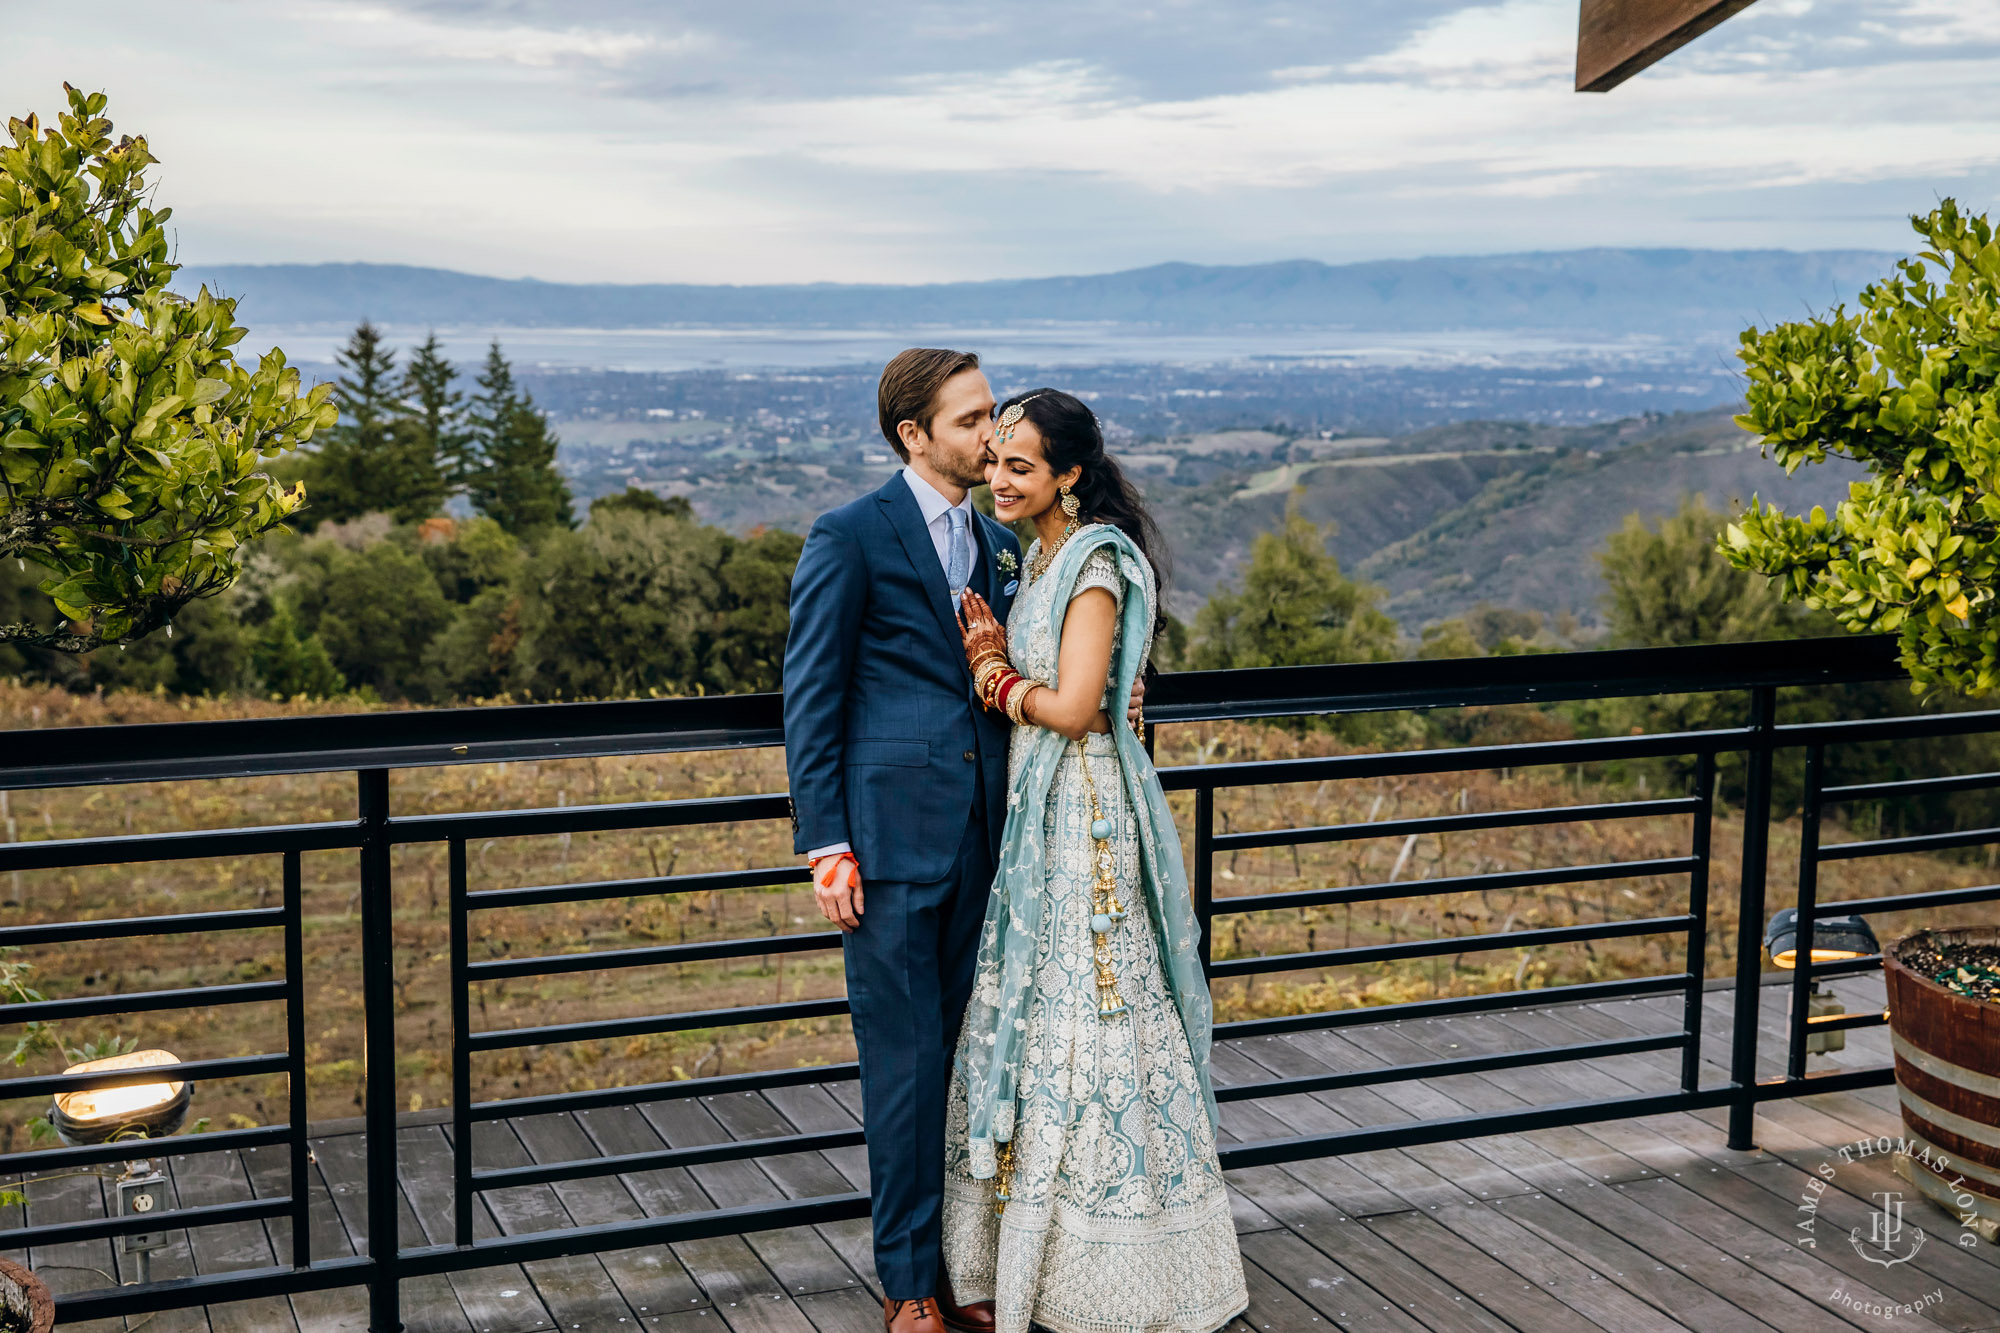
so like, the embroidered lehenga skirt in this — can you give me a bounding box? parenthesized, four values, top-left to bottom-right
(941, 722, 1248, 1333)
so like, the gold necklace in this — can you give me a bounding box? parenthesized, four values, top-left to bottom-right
(1029, 517, 1080, 581)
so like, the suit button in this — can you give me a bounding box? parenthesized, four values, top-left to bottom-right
(963, 750, 976, 762)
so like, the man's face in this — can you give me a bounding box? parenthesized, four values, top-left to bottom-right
(905, 368, 996, 489)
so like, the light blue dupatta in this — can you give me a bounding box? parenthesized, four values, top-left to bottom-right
(956, 522, 1217, 1178)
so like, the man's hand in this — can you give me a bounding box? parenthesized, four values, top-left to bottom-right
(811, 852, 864, 932)
(1126, 673, 1148, 729)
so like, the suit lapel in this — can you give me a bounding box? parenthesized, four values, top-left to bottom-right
(973, 511, 1017, 621)
(880, 475, 967, 671)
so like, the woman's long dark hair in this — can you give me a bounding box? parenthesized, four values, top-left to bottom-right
(997, 388, 1170, 597)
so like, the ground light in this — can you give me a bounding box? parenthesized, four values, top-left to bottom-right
(1763, 908, 1882, 1055)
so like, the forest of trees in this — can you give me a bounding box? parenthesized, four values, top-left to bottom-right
(0, 324, 800, 702)
(0, 314, 1868, 708)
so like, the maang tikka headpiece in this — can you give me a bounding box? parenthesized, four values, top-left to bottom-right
(994, 393, 1047, 447)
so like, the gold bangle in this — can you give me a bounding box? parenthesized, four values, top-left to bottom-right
(1007, 681, 1037, 726)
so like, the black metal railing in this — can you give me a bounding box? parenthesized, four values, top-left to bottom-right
(6, 632, 1998, 1330)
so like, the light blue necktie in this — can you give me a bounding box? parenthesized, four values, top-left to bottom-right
(946, 506, 970, 594)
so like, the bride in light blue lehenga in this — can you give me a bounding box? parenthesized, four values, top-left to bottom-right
(944, 390, 1247, 1333)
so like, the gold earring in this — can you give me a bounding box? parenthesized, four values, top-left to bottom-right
(1060, 485, 1080, 521)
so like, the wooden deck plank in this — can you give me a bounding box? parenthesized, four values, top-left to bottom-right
(1424, 1197, 1692, 1333)
(1652, 1150, 1995, 1332)
(1238, 1228, 1426, 1332)
(1491, 1188, 1777, 1332)
(1362, 1206, 1607, 1333)
(641, 1096, 864, 1298)
(583, 1102, 820, 1333)
(761, 1085, 869, 1190)
(169, 1144, 301, 1333)
(754, 1085, 888, 1285)
(238, 1138, 371, 1332)
(394, 1123, 558, 1333)
(793, 1288, 887, 1333)
(21, 1150, 207, 1333)
(1616, 1173, 1963, 1333)
(1732, 1155, 2000, 1309)
(463, 1118, 643, 1328)
(311, 1132, 476, 1333)
(1225, 1170, 1512, 1333)
(507, 1110, 709, 1324)
(1225, 1031, 1528, 1202)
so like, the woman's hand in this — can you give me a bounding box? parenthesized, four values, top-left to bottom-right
(958, 590, 1008, 672)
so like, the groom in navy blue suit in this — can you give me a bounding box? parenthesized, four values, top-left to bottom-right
(783, 349, 1019, 1333)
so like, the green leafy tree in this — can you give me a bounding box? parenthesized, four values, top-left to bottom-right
(1417, 618, 1484, 660)
(306, 322, 444, 525)
(251, 604, 345, 698)
(1604, 495, 1805, 647)
(0, 86, 334, 651)
(419, 514, 522, 604)
(289, 539, 451, 699)
(1184, 505, 1398, 670)
(514, 505, 726, 698)
(1723, 199, 2000, 695)
(467, 342, 573, 536)
(711, 526, 806, 693)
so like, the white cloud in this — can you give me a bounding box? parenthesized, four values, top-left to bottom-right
(298, 3, 702, 70)
(2, 0, 1996, 284)
(1345, 0, 1573, 86)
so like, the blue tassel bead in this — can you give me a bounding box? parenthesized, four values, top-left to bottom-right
(1090, 817, 1113, 840)
(1091, 912, 1112, 934)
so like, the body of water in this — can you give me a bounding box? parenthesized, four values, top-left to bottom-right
(248, 321, 1726, 374)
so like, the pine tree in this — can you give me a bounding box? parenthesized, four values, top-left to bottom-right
(401, 333, 471, 496)
(305, 322, 445, 525)
(466, 342, 575, 536)
(301, 322, 397, 525)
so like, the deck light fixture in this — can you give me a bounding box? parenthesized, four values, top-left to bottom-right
(1763, 908, 1879, 970)
(1763, 909, 1882, 1055)
(49, 1049, 192, 1285)
(49, 1049, 191, 1145)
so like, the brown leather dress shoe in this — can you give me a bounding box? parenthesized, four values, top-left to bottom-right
(884, 1296, 948, 1333)
(937, 1273, 996, 1333)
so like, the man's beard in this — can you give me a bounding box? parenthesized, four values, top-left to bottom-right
(938, 449, 990, 489)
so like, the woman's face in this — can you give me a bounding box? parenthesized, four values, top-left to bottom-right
(987, 417, 1078, 525)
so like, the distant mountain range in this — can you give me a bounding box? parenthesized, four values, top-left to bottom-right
(178, 248, 1898, 338)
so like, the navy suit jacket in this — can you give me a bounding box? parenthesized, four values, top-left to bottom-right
(783, 474, 1023, 885)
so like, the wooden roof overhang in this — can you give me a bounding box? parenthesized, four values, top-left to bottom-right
(1576, 0, 1759, 91)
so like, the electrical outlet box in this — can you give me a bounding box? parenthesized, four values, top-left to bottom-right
(1804, 987, 1847, 1054)
(117, 1171, 170, 1253)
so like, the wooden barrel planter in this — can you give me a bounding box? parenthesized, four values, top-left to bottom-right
(1884, 926, 2000, 1241)
(0, 1257, 54, 1333)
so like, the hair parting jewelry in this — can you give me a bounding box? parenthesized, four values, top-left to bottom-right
(992, 392, 1047, 448)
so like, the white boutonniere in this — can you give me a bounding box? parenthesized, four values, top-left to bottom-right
(996, 550, 1018, 575)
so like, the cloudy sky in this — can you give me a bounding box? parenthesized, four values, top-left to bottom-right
(5, 0, 1997, 284)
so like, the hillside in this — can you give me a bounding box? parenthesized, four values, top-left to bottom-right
(1152, 408, 1864, 629)
(179, 248, 1895, 337)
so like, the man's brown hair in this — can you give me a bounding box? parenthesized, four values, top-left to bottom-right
(877, 348, 981, 461)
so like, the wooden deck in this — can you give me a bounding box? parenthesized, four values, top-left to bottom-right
(10, 971, 1998, 1333)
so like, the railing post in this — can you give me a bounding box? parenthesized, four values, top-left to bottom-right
(358, 769, 405, 1333)
(284, 849, 311, 1269)
(1786, 744, 1824, 1082)
(1726, 685, 1776, 1150)
(1680, 752, 1716, 1094)
(449, 837, 473, 1248)
(1194, 786, 1215, 976)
